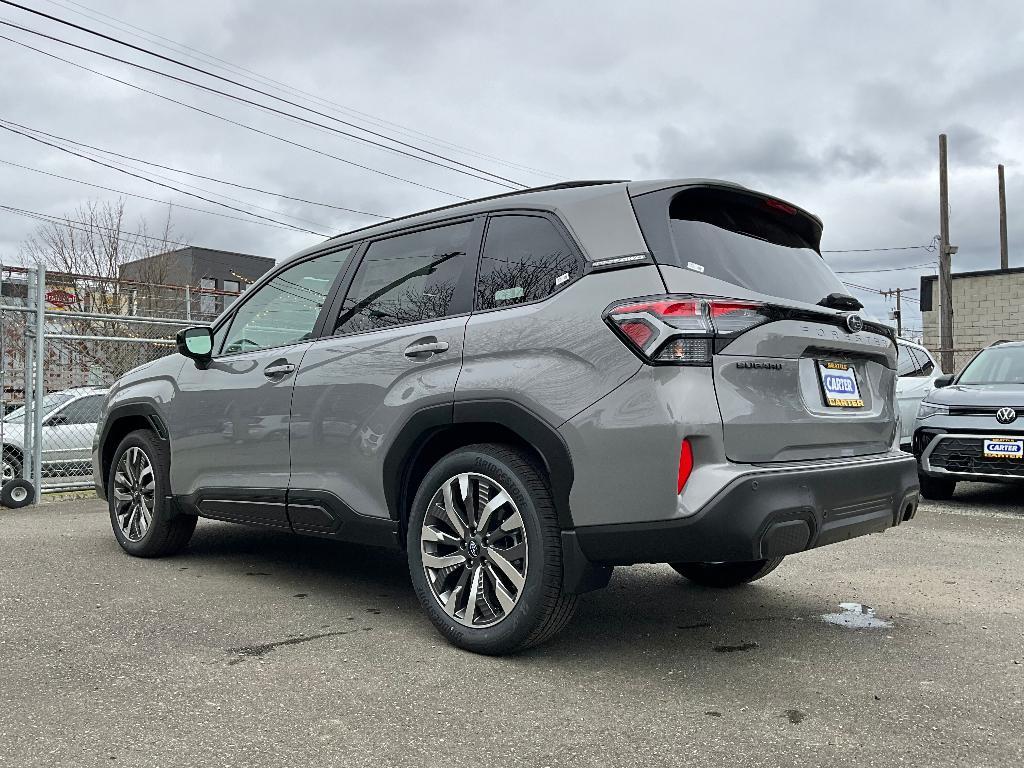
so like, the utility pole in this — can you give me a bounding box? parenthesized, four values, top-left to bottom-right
(881, 287, 904, 337)
(938, 134, 956, 374)
(999, 164, 1009, 270)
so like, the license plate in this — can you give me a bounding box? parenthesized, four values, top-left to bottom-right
(817, 361, 864, 408)
(983, 438, 1024, 459)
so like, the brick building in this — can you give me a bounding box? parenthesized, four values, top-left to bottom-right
(920, 266, 1024, 370)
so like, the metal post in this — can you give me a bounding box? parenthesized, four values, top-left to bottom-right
(185, 284, 191, 322)
(33, 265, 45, 499)
(21, 269, 34, 485)
(938, 134, 955, 374)
(999, 164, 1009, 270)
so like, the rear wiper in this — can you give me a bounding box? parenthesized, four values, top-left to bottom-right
(817, 292, 863, 311)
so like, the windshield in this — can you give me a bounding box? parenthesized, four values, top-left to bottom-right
(958, 346, 1024, 385)
(3, 392, 76, 424)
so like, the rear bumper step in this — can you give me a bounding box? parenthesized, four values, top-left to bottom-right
(574, 452, 919, 565)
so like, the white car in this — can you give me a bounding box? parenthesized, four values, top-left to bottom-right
(895, 339, 941, 448)
(1, 387, 108, 482)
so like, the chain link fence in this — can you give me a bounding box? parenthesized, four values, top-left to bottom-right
(1, 263, 239, 497)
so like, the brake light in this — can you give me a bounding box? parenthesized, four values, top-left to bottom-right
(604, 294, 768, 365)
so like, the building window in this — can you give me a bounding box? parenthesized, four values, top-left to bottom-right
(223, 279, 240, 308)
(199, 277, 216, 317)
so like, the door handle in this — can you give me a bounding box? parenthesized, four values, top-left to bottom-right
(263, 362, 296, 378)
(404, 340, 449, 358)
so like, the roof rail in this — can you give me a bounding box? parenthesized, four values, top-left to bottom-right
(324, 179, 629, 243)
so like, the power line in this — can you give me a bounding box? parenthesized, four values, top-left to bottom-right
(0, 155, 320, 233)
(0, 2, 528, 190)
(823, 244, 935, 253)
(0, 118, 388, 219)
(842, 281, 921, 303)
(833, 262, 935, 275)
(1, 120, 338, 232)
(0, 121, 328, 236)
(0, 31, 468, 200)
(43, 0, 562, 180)
(1, 202, 190, 248)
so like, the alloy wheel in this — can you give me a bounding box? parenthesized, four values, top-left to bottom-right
(113, 446, 155, 542)
(420, 472, 528, 628)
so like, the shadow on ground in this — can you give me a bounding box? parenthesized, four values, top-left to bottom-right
(163, 519, 883, 664)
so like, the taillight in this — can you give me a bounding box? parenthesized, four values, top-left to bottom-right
(604, 294, 769, 365)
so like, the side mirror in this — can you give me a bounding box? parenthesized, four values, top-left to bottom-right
(176, 326, 214, 364)
(933, 373, 954, 389)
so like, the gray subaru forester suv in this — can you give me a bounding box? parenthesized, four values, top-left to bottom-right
(92, 179, 919, 654)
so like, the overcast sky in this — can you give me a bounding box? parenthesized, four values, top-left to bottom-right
(2, 0, 1023, 333)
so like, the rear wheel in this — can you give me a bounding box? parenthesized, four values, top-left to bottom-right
(108, 430, 196, 557)
(918, 473, 956, 500)
(670, 557, 784, 588)
(407, 443, 577, 655)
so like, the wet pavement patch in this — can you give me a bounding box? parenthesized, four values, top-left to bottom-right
(781, 709, 806, 724)
(821, 602, 893, 629)
(228, 630, 350, 661)
(678, 621, 712, 630)
(713, 641, 759, 653)
(704, 711, 723, 718)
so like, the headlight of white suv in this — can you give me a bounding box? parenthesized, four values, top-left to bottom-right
(917, 402, 949, 419)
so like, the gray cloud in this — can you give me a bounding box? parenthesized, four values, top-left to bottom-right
(2, 0, 1023, 336)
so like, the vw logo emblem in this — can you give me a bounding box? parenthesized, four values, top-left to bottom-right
(845, 313, 864, 333)
(996, 407, 1017, 424)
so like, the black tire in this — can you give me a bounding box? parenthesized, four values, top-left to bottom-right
(407, 443, 577, 655)
(1, 478, 34, 508)
(919, 473, 956, 501)
(670, 557, 784, 588)
(2, 445, 22, 484)
(108, 429, 196, 557)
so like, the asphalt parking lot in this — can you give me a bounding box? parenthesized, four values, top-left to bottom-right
(1, 488, 1022, 768)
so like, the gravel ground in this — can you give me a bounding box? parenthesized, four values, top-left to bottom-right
(1, 485, 1022, 767)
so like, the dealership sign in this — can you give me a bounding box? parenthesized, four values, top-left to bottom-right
(45, 289, 79, 308)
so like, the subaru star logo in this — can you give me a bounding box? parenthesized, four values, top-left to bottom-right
(996, 407, 1017, 424)
(845, 313, 864, 333)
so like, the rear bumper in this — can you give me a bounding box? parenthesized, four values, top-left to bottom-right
(574, 451, 919, 565)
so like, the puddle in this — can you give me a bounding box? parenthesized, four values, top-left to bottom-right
(821, 602, 893, 629)
(713, 641, 758, 653)
(781, 709, 806, 724)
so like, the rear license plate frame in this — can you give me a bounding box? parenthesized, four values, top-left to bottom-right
(816, 360, 865, 408)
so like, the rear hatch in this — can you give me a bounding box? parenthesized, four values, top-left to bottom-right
(631, 183, 897, 463)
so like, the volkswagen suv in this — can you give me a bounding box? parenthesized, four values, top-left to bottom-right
(914, 340, 1024, 498)
(92, 179, 919, 654)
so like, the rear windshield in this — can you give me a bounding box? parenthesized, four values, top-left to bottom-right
(958, 345, 1024, 385)
(634, 187, 849, 305)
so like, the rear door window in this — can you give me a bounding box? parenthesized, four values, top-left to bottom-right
(633, 186, 849, 305)
(334, 221, 473, 335)
(474, 215, 582, 311)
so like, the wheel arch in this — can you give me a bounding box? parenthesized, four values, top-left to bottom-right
(383, 400, 576, 539)
(99, 403, 169, 493)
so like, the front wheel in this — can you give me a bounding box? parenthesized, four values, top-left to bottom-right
(670, 557, 784, 588)
(108, 430, 196, 557)
(407, 443, 577, 655)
